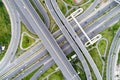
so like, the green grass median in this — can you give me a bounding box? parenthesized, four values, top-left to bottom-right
(0, 0, 11, 60)
(22, 33, 35, 49)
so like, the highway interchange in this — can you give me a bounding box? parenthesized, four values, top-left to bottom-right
(1, 0, 120, 80)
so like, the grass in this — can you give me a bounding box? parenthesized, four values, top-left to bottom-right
(51, 25, 59, 34)
(29, 0, 45, 22)
(38, 51, 86, 80)
(98, 40, 107, 56)
(21, 23, 38, 39)
(20, 13, 116, 80)
(87, 23, 117, 80)
(89, 48, 103, 75)
(117, 51, 120, 64)
(87, 60, 97, 80)
(0, 0, 11, 60)
(67, 51, 87, 79)
(48, 71, 64, 80)
(64, 0, 74, 5)
(66, 51, 75, 59)
(22, 33, 35, 49)
(80, 0, 94, 10)
(40, 0, 60, 33)
(113, 22, 120, 65)
(65, 0, 94, 17)
(100, 21, 120, 80)
(57, 0, 67, 15)
(22, 65, 43, 80)
(37, 51, 86, 80)
(101, 29, 114, 46)
(68, 52, 97, 80)
(16, 23, 38, 55)
(64, 0, 89, 5)
(98, 28, 114, 80)
(29, 0, 59, 33)
(15, 22, 39, 57)
(38, 64, 64, 80)
(72, 58, 86, 80)
(112, 21, 120, 33)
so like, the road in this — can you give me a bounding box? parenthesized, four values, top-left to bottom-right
(0, 0, 21, 72)
(79, 4, 120, 39)
(14, 59, 53, 80)
(45, 0, 92, 80)
(0, 43, 43, 76)
(19, 0, 117, 45)
(16, 0, 80, 80)
(79, 1, 117, 29)
(0, 39, 73, 79)
(2, 6, 120, 80)
(79, 7, 120, 43)
(106, 28, 120, 80)
(32, 0, 50, 27)
(4, 54, 51, 80)
(20, 14, 36, 34)
(19, 0, 50, 34)
(15, 1, 36, 34)
(50, 0, 102, 80)
(2, 0, 120, 79)
(30, 60, 55, 80)
(51, 1, 118, 44)
(1, 48, 47, 80)
(81, 10, 120, 42)
(0, 0, 75, 79)
(112, 38, 120, 80)
(70, 0, 101, 26)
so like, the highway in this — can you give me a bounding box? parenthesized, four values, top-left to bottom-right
(70, 0, 101, 26)
(1, 0, 120, 79)
(79, 1, 117, 29)
(78, 6, 120, 43)
(50, 0, 102, 80)
(80, 15, 120, 44)
(79, 4, 120, 39)
(0, 0, 71, 79)
(13, 59, 53, 80)
(0, 32, 75, 79)
(32, 0, 50, 27)
(0, 0, 21, 72)
(19, 0, 50, 34)
(1, 48, 47, 80)
(112, 38, 120, 80)
(14, 1, 120, 80)
(3, 22, 120, 79)
(30, 60, 55, 80)
(6, 56, 52, 80)
(51, 0, 120, 79)
(0, 40, 73, 79)
(20, 14, 36, 34)
(10, 0, 120, 73)
(0, 43, 43, 75)
(80, 5, 120, 34)
(49, 1, 118, 44)
(15, 0, 80, 80)
(19, 18, 120, 79)
(72, 1, 117, 39)
(19, 0, 118, 45)
(45, 0, 92, 80)
(106, 28, 120, 80)
(15, 1, 36, 34)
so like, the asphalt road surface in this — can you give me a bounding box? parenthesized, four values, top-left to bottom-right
(18, 0, 80, 80)
(45, 0, 92, 80)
